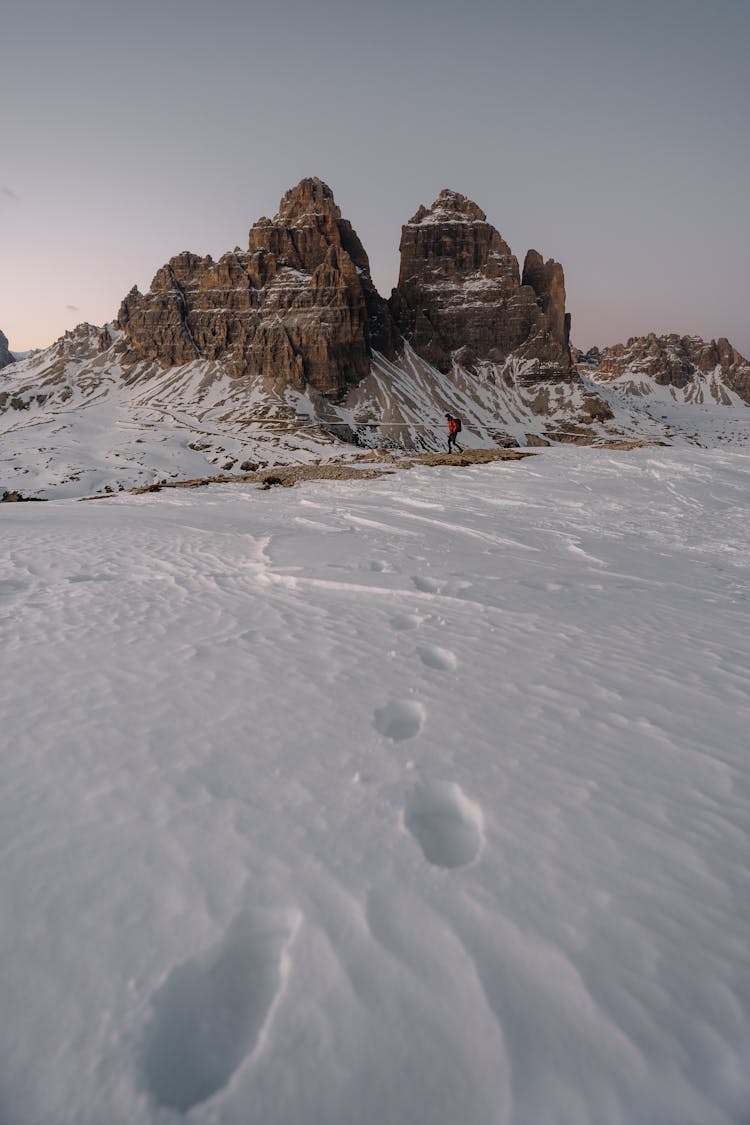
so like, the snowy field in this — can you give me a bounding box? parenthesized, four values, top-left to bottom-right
(1, 446, 749, 1125)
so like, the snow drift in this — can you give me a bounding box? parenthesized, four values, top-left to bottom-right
(1, 446, 748, 1124)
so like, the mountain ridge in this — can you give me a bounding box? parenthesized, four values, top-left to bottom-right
(581, 333, 750, 403)
(1, 178, 747, 497)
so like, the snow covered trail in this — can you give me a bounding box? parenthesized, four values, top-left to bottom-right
(1, 447, 749, 1125)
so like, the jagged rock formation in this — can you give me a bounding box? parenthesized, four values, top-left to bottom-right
(0, 329, 14, 369)
(389, 189, 572, 376)
(591, 334, 750, 404)
(118, 178, 395, 398)
(521, 251, 570, 349)
(573, 346, 602, 367)
(4, 178, 749, 497)
(113, 180, 612, 451)
(117, 180, 582, 416)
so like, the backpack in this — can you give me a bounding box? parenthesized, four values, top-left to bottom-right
(454, 416, 462, 433)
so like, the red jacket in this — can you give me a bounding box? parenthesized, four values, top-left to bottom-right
(448, 417, 459, 435)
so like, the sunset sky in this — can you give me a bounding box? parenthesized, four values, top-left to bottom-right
(2, 0, 748, 356)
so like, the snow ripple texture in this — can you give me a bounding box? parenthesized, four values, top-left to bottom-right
(0, 447, 749, 1125)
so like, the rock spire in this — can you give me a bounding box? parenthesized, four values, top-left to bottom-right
(389, 188, 572, 376)
(118, 177, 395, 397)
(117, 179, 577, 400)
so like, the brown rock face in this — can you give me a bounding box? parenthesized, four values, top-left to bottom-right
(116, 180, 580, 410)
(389, 189, 572, 376)
(522, 250, 569, 347)
(118, 178, 396, 397)
(0, 329, 14, 370)
(594, 333, 750, 403)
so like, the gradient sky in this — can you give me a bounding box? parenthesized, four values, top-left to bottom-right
(2, 0, 749, 356)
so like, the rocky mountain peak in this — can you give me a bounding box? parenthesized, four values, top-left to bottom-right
(248, 176, 369, 278)
(108, 178, 604, 440)
(522, 250, 569, 347)
(0, 328, 14, 369)
(591, 333, 750, 403)
(391, 190, 571, 376)
(118, 178, 396, 396)
(273, 177, 341, 226)
(408, 189, 488, 226)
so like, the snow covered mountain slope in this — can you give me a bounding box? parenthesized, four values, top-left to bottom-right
(1, 446, 748, 1124)
(305, 342, 617, 450)
(582, 334, 749, 447)
(0, 326, 640, 500)
(582, 368, 749, 447)
(0, 325, 346, 499)
(2, 322, 747, 500)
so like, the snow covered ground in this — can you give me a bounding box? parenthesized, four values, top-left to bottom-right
(1, 446, 749, 1125)
(0, 331, 346, 500)
(3, 324, 748, 501)
(583, 370, 750, 449)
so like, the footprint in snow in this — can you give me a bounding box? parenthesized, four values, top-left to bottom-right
(0, 578, 29, 602)
(417, 644, 457, 672)
(404, 781, 484, 869)
(390, 612, 422, 631)
(519, 579, 564, 593)
(412, 575, 440, 594)
(374, 700, 425, 742)
(141, 910, 295, 1113)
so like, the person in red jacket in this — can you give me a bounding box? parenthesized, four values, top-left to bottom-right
(445, 413, 463, 453)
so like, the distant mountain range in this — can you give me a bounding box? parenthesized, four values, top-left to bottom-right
(1, 178, 748, 497)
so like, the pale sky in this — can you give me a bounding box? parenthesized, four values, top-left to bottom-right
(2, 0, 749, 356)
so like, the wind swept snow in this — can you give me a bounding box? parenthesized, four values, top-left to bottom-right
(0, 446, 749, 1124)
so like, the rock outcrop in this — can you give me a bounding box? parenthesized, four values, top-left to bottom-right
(118, 181, 579, 403)
(0, 329, 14, 369)
(116, 181, 605, 447)
(389, 189, 572, 377)
(592, 334, 750, 404)
(521, 250, 570, 349)
(118, 178, 396, 398)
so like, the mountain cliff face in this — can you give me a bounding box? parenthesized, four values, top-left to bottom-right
(10, 179, 747, 498)
(389, 189, 571, 377)
(118, 178, 395, 398)
(118, 181, 577, 404)
(0, 329, 14, 369)
(589, 334, 750, 404)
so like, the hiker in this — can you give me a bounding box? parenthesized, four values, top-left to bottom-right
(445, 413, 463, 453)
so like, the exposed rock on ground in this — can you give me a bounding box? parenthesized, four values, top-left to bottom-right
(118, 447, 534, 498)
(1, 489, 47, 502)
